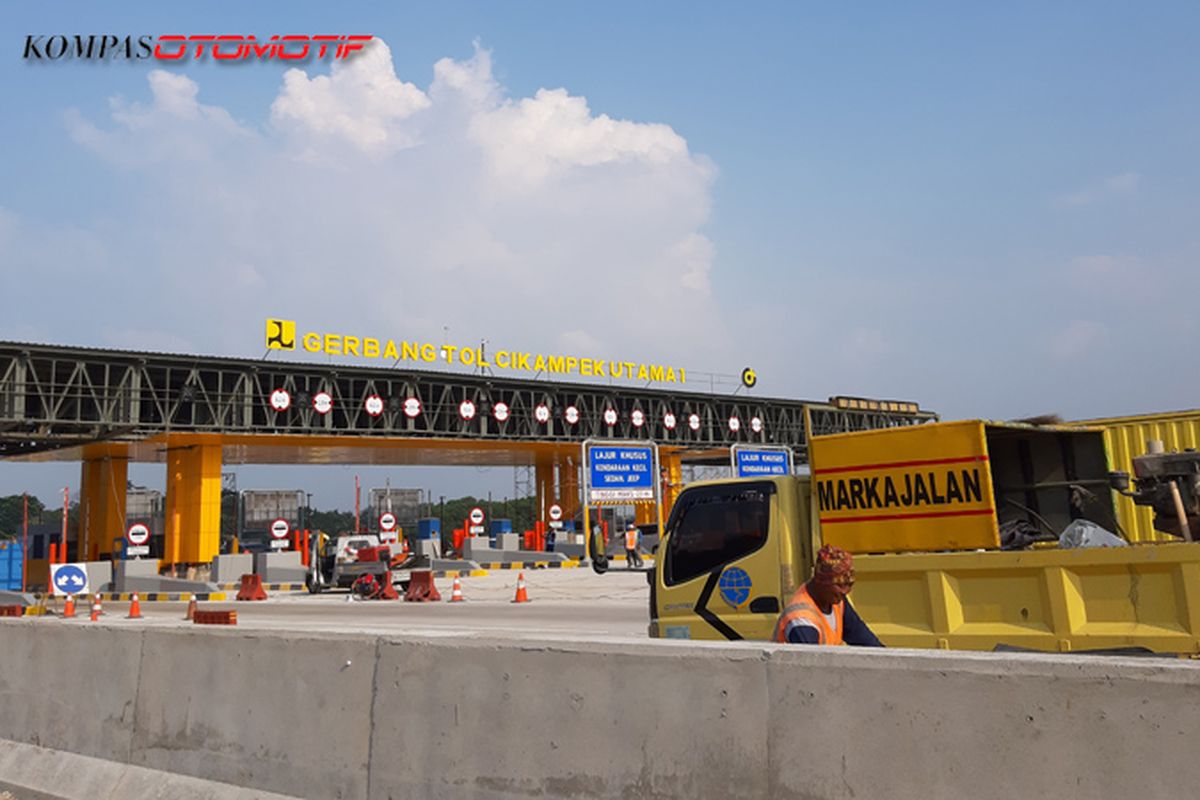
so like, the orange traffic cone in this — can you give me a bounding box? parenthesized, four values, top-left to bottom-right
(63, 594, 76, 618)
(90, 593, 102, 622)
(184, 597, 197, 620)
(128, 593, 143, 619)
(512, 571, 530, 604)
(449, 577, 465, 603)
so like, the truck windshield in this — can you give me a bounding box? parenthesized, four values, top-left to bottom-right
(663, 483, 773, 586)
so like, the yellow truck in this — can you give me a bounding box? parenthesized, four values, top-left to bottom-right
(600, 420, 1200, 654)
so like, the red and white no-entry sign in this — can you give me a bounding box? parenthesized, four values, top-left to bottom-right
(548, 504, 563, 522)
(126, 522, 150, 546)
(468, 506, 486, 535)
(379, 512, 397, 532)
(270, 518, 290, 540)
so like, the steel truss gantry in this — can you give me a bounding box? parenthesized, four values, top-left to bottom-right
(0, 342, 937, 459)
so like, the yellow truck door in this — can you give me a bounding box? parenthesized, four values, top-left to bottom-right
(652, 480, 785, 640)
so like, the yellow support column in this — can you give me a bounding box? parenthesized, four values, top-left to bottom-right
(78, 444, 128, 561)
(165, 441, 223, 566)
(535, 454, 556, 521)
(559, 454, 581, 522)
(660, 451, 684, 521)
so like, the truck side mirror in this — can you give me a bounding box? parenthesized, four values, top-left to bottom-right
(588, 526, 609, 574)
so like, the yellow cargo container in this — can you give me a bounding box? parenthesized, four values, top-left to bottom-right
(1076, 409, 1200, 543)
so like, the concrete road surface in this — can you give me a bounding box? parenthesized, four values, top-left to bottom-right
(44, 567, 655, 643)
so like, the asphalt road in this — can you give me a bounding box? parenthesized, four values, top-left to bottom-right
(37, 567, 655, 643)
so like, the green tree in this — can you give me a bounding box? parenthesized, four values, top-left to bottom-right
(0, 494, 46, 538)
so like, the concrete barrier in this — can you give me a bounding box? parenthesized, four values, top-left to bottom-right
(253, 551, 307, 583)
(0, 624, 1198, 799)
(212, 554, 253, 584)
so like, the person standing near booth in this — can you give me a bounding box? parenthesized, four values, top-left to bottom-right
(624, 523, 643, 568)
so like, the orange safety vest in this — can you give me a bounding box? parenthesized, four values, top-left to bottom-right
(624, 529, 639, 550)
(772, 584, 844, 645)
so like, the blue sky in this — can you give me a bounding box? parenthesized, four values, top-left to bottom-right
(2, 2, 1198, 509)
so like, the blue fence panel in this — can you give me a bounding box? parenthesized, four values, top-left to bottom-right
(0, 541, 24, 591)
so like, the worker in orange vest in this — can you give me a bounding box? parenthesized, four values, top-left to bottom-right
(624, 523, 644, 568)
(773, 545, 883, 646)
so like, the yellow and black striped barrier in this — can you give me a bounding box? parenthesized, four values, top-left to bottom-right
(476, 560, 581, 570)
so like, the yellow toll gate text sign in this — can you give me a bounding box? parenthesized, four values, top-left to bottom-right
(810, 420, 1000, 553)
(265, 318, 688, 385)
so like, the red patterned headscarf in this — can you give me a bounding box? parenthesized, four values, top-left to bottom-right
(812, 544, 855, 587)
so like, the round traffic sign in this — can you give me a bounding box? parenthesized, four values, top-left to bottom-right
(469, 507, 485, 525)
(631, 408, 645, 428)
(534, 404, 551, 424)
(379, 512, 397, 532)
(312, 391, 333, 415)
(663, 411, 677, 430)
(493, 401, 510, 422)
(270, 518, 290, 540)
(459, 400, 476, 420)
(603, 408, 618, 426)
(126, 522, 151, 546)
(564, 406, 580, 425)
(364, 394, 384, 417)
(688, 413, 701, 431)
(269, 388, 291, 412)
(549, 504, 563, 522)
(728, 416, 741, 433)
(403, 397, 422, 418)
(52, 564, 88, 596)
(750, 416, 763, 433)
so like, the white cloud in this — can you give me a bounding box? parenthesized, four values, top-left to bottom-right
(10, 40, 724, 377)
(1057, 171, 1140, 207)
(270, 39, 431, 155)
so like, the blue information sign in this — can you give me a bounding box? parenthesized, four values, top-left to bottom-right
(735, 448, 791, 477)
(588, 445, 655, 501)
(51, 564, 89, 596)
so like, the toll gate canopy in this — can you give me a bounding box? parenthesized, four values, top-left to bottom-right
(0, 341, 936, 564)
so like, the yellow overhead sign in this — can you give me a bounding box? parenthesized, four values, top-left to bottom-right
(265, 318, 689, 384)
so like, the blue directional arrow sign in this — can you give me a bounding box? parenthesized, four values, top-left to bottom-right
(51, 564, 89, 597)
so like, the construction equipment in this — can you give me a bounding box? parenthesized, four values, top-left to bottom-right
(307, 533, 390, 594)
(1108, 442, 1199, 542)
(307, 532, 422, 595)
(600, 420, 1200, 654)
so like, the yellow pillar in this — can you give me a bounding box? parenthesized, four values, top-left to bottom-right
(535, 454, 555, 522)
(559, 454, 581, 522)
(165, 441, 223, 565)
(78, 444, 128, 561)
(659, 451, 684, 522)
